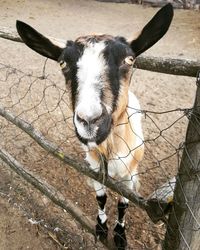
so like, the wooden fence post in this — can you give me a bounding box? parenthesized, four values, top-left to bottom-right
(163, 71, 200, 250)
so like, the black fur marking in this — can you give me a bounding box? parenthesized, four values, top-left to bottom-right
(16, 20, 63, 61)
(96, 194, 107, 210)
(96, 216, 108, 241)
(66, 40, 74, 47)
(96, 194, 108, 240)
(113, 202, 128, 249)
(115, 36, 129, 45)
(130, 3, 173, 57)
(95, 113, 112, 145)
(103, 39, 134, 111)
(114, 222, 127, 250)
(60, 42, 81, 110)
(118, 201, 128, 223)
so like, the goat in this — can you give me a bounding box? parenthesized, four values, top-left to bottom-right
(16, 4, 173, 249)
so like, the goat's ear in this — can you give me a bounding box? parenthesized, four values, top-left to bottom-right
(130, 3, 173, 57)
(16, 20, 65, 61)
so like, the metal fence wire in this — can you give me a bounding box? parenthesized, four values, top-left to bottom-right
(0, 54, 199, 250)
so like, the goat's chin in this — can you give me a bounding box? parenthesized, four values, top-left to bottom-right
(75, 116, 112, 146)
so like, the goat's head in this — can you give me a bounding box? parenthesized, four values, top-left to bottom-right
(16, 4, 173, 146)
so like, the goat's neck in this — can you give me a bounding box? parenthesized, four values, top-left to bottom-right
(112, 86, 129, 126)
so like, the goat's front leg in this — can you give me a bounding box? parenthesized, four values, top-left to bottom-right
(86, 152, 108, 241)
(94, 181, 108, 240)
(114, 196, 128, 249)
(114, 172, 140, 250)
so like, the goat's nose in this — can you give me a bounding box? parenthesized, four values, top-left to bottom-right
(76, 109, 102, 125)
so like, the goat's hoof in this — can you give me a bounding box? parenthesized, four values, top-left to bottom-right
(96, 216, 108, 241)
(114, 223, 127, 249)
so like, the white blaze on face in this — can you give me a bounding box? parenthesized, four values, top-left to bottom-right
(76, 42, 106, 121)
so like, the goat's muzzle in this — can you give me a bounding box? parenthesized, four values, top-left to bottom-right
(74, 104, 112, 146)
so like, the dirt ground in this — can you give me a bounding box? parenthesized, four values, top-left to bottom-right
(0, 0, 200, 249)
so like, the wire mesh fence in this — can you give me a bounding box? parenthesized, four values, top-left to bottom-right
(0, 48, 199, 249)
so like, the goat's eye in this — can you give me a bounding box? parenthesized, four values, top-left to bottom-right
(59, 60, 67, 69)
(124, 56, 134, 66)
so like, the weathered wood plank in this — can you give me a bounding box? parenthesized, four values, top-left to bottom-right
(135, 56, 200, 77)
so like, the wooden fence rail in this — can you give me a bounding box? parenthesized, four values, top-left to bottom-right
(0, 26, 199, 77)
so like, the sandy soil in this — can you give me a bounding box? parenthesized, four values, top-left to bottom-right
(0, 0, 200, 249)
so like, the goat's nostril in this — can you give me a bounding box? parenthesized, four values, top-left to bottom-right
(76, 112, 102, 125)
(90, 116, 99, 124)
(76, 114, 88, 125)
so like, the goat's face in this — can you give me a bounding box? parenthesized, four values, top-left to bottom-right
(16, 4, 173, 146)
(58, 35, 135, 144)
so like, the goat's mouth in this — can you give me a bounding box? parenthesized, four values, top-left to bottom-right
(74, 114, 112, 146)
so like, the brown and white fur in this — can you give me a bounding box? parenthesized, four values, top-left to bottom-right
(16, 4, 173, 249)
